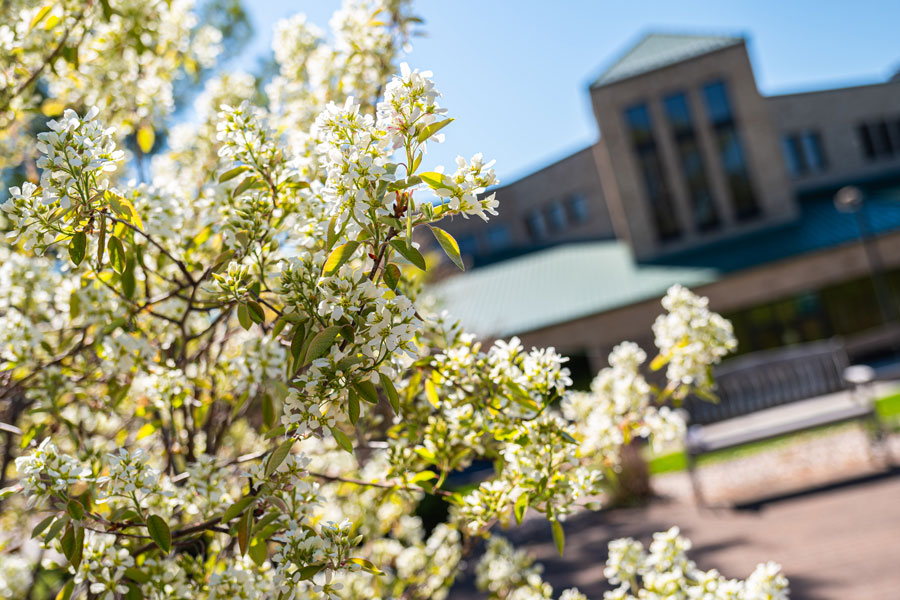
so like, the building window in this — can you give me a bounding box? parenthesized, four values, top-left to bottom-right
(782, 130, 827, 176)
(545, 201, 567, 232)
(525, 210, 547, 240)
(663, 92, 720, 232)
(624, 103, 682, 241)
(857, 119, 899, 161)
(485, 224, 511, 251)
(565, 193, 590, 223)
(456, 234, 478, 257)
(702, 80, 760, 221)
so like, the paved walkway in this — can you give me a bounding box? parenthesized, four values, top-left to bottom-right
(497, 471, 900, 599)
(452, 424, 900, 599)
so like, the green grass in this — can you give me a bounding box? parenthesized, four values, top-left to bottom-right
(647, 390, 900, 475)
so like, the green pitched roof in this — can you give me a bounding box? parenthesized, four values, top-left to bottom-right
(428, 241, 718, 339)
(592, 33, 743, 87)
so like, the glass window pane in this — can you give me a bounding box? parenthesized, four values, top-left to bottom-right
(800, 131, 826, 171)
(624, 102, 682, 241)
(781, 134, 806, 176)
(565, 193, 589, 222)
(486, 225, 511, 251)
(525, 210, 547, 240)
(663, 93, 692, 134)
(457, 234, 478, 256)
(545, 202, 567, 231)
(702, 80, 733, 124)
(858, 124, 876, 159)
(624, 104, 653, 147)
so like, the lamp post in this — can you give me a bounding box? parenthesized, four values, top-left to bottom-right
(834, 186, 898, 352)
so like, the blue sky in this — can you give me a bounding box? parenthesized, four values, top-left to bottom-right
(234, 1, 900, 182)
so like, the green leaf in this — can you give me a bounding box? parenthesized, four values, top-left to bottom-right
(247, 300, 265, 324)
(416, 118, 454, 143)
(43, 516, 67, 543)
(125, 583, 142, 600)
(146, 514, 171, 553)
(237, 304, 252, 330)
(326, 216, 339, 252)
(379, 373, 400, 414)
(136, 125, 155, 154)
(347, 557, 385, 575)
(348, 390, 360, 425)
(66, 499, 85, 521)
(298, 564, 325, 581)
(424, 377, 440, 408)
(121, 256, 136, 299)
(68, 232, 86, 265)
(60, 524, 76, 559)
(265, 438, 294, 478)
(55, 579, 74, 600)
(248, 537, 268, 566)
(29, 6, 52, 31)
(329, 426, 354, 453)
(219, 165, 251, 183)
(31, 515, 56, 539)
(429, 226, 464, 271)
(419, 171, 452, 190)
(383, 263, 400, 290)
(262, 393, 276, 429)
(304, 326, 341, 365)
(353, 379, 378, 404)
(322, 241, 360, 277)
(223, 495, 256, 523)
(97, 214, 106, 268)
(514, 493, 529, 525)
(290, 324, 308, 361)
(70, 526, 84, 569)
(551, 520, 565, 556)
(124, 568, 151, 584)
(649, 353, 670, 371)
(238, 509, 252, 556)
(232, 176, 257, 198)
(389, 240, 426, 271)
(108, 236, 126, 274)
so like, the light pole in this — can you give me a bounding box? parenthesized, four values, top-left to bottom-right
(834, 186, 898, 352)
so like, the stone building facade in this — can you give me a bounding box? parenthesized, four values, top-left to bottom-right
(426, 32, 900, 378)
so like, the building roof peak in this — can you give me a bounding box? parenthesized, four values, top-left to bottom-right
(592, 32, 743, 88)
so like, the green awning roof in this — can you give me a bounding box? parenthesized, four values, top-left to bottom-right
(428, 241, 718, 338)
(592, 33, 742, 88)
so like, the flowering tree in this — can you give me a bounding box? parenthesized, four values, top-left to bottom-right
(0, 1, 789, 599)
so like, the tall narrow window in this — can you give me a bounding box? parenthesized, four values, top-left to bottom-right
(782, 130, 827, 176)
(545, 202, 567, 232)
(565, 193, 589, 223)
(663, 92, 720, 232)
(624, 103, 681, 241)
(801, 131, 827, 171)
(525, 210, 547, 240)
(702, 80, 760, 220)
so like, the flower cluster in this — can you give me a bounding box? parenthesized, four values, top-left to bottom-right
(562, 342, 684, 457)
(431, 153, 500, 221)
(603, 527, 789, 600)
(652, 284, 737, 398)
(14, 439, 91, 506)
(377, 62, 448, 149)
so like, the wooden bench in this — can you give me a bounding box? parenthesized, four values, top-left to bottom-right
(682, 339, 888, 505)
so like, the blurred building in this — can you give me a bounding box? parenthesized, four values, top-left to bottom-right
(426, 33, 900, 380)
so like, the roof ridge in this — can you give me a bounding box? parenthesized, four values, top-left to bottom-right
(591, 32, 743, 88)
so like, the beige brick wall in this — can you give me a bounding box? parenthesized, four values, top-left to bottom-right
(768, 81, 900, 190)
